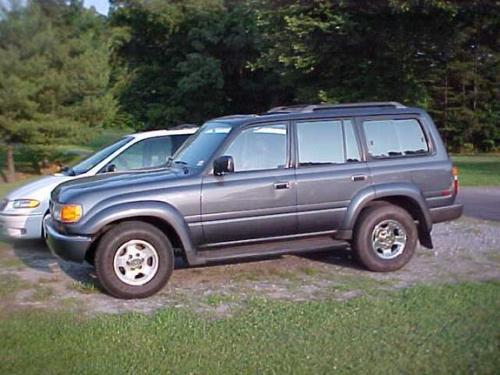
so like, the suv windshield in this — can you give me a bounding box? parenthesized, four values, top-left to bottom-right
(171, 122, 232, 168)
(66, 136, 133, 176)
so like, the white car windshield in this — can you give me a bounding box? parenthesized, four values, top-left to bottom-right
(65, 137, 133, 176)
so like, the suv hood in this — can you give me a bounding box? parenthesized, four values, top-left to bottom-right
(52, 167, 190, 205)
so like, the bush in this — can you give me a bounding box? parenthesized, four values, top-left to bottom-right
(462, 143, 475, 153)
(480, 139, 496, 153)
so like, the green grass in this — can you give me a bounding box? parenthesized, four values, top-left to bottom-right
(0, 256, 25, 269)
(70, 280, 99, 294)
(204, 293, 238, 306)
(452, 154, 500, 186)
(0, 282, 498, 374)
(329, 273, 393, 293)
(28, 285, 54, 302)
(0, 274, 26, 299)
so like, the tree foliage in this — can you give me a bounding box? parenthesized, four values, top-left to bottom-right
(0, 0, 498, 181)
(109, 0, 288, 129)
(0, 0, 116, 179)
(109, 0, 498, 151)
(251, 0, 499, 151)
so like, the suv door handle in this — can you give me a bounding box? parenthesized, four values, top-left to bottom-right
(274, 181, 291, 190)
(351, 175, 368, 182)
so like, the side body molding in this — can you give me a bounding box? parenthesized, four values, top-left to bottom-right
(75, 201, 203, 265)
(336, 183, 433, 248)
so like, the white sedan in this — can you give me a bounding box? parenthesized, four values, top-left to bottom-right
(0, 127, 197, 240)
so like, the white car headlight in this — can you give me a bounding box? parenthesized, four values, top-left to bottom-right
(13, 199, 40, 209)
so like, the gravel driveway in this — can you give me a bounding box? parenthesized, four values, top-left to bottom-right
(0, 215, 498, 316)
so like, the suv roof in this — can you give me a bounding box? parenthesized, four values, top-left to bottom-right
(211, 102, 426, 128)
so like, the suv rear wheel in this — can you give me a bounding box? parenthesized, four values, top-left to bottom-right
(352, 204, 417, 272)
(95, 221, 174, 299)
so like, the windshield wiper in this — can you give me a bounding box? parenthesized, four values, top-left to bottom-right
(60, 166, 76, 176)
(166, 157, 188, 167)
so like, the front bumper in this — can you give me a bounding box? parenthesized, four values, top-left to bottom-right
(44, 217, 92, 263)
(429, 204, 463, 224)
(0, 213, 44, 239)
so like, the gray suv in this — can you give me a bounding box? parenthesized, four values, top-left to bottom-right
(45, 102, 463, 299)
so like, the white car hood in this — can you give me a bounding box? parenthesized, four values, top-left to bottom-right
(5, 175, 72, 202)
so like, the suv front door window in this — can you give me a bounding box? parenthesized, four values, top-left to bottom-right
(224, 124, 287, 172)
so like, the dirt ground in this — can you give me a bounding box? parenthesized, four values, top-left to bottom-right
(0, 216, 499, 316)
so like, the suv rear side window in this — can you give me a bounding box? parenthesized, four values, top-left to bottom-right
(296, 119, 360, 166)
(363, 119, 429, 158)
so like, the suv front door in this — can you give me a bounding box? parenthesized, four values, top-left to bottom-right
(294, 118, 371, 233)
(201, 122, 297, 245)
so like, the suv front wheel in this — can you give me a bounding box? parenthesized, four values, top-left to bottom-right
(95, 221, 174, 299)
(352, 204, 417, 272)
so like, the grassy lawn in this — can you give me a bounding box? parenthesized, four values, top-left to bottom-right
(452, 154, 500, 187)
(0, 282, 498, 374)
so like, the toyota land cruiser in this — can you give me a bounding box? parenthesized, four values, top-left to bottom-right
(45, 102, 463, 299)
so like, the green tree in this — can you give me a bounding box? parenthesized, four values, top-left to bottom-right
(253, 0, 499, 151)
(109, 0, 286, 129)
(0, 0, 116, 180)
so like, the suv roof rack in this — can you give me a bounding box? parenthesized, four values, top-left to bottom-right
(265, 104, 314, 114)
(266, 102, 406, 114)
(217, 114, 259, 120)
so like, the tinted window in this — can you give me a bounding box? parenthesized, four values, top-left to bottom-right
(297, 120, 345, 165)
(224, 124, 287, 172)
(363, 119, 429, 158)
(111, 137, 173, 171)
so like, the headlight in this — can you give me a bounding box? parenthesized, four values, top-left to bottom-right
(13, 199, 40, 209)
(53, 203, 82, 223)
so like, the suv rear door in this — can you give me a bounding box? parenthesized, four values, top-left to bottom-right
(293, 118, 371, 234)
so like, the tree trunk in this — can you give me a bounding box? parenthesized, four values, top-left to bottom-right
(473, 54, 478, 111)
(6, 144, 15, 183)
(444, 68, 449, 148)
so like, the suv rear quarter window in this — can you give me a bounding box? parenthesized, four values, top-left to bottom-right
(362, 118, 429, 158)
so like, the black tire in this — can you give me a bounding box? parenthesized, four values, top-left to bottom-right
(352, 204, 417, 272)
(95, 221, 174, 299)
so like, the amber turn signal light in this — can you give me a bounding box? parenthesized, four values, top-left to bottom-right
(60, 204, 82, 223)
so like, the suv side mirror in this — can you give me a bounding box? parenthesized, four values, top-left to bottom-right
(213, 156, 234, 176)
(106, 164, 117, 173)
